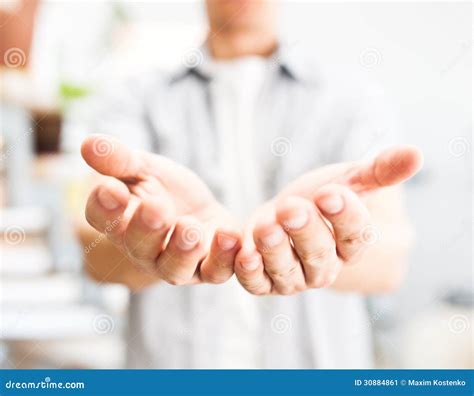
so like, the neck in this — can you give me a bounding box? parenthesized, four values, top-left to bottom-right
(207, 29, 278, 60)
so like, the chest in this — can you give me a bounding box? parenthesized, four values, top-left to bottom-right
(144, 78, 349, 198)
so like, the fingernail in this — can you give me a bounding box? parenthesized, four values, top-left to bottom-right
(140, 207, 164, 230)
(317, 194, 344, 215)
(217, 234, 238, 251)
(260, 228, 285, 248)
(241, 257, 260, 272)
(97, 188, 120, 210)
(284, 211, 308, 230)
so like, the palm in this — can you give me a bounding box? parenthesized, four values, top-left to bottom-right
(243, 145, 423, 242)
(83, 135, 225, 226)
(82, 136, 422, 291)
(129, 156, 222, 225)
(82, 135, 242, 287)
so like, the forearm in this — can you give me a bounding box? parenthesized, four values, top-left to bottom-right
(331, 187, 414, 294)
(77, 224, 161, 292)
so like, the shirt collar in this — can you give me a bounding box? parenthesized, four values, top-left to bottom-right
(170, 40, 319, 86)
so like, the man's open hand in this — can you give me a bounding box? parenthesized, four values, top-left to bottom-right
(82, 135, 422, 295)
(233, 146, 423, 295)
(82, 134, 241, 286)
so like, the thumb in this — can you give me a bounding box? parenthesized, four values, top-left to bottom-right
(81, 134, 145, 180)
(347, 145, 424, 193)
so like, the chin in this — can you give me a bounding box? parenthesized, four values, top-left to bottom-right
(208, 0, 273, 27)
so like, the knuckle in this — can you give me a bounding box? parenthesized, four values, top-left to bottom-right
(276, 286, 297, 296)
(159, 269, 188, 285)
(248, 287, 268, 296)
(341, 230, 364, 247)
(159, 271, 186, 286)
(275, 281, 306, 295)
(124, 235, 154, 260)
(106, 232, 123, 246)
(240, 280, 269, 296)
(200, 267, 229, 284)
(339, 229, 367, 261)
(299, 248, 335, 267)
(166, 277, 188, 286)
(127, 246, 152, 261)
(307, 275, 327, 289)
(257, 244, 276, 255)
(306, 279, 320, 289)
(266, 264, 299, 279)
(213, 258, 233, 271)
(156, 262, 191, 286)
(307, 270, 338, 289)
(131, 260, 155, 275)
(344, 245, 367, 264)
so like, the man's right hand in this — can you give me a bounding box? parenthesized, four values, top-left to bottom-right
(81, 134, 241, 286)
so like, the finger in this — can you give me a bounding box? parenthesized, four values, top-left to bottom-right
(81, 134, 146, 180)
(347, 145, 423, 193)
(85, 177, 132, 244)
(155, 217, 207, 286)
(123, 196, 176, 274)
(235, 247, 273, 296)
(276, 196, 341, 288)
(199, 229, 241, 284)
(253, 220, 306, 295)
(314, 184, 371, 263)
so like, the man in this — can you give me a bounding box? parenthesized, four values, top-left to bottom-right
(80, 0, 422, 368)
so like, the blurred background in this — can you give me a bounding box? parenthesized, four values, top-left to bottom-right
(0, 0, 472, 369)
